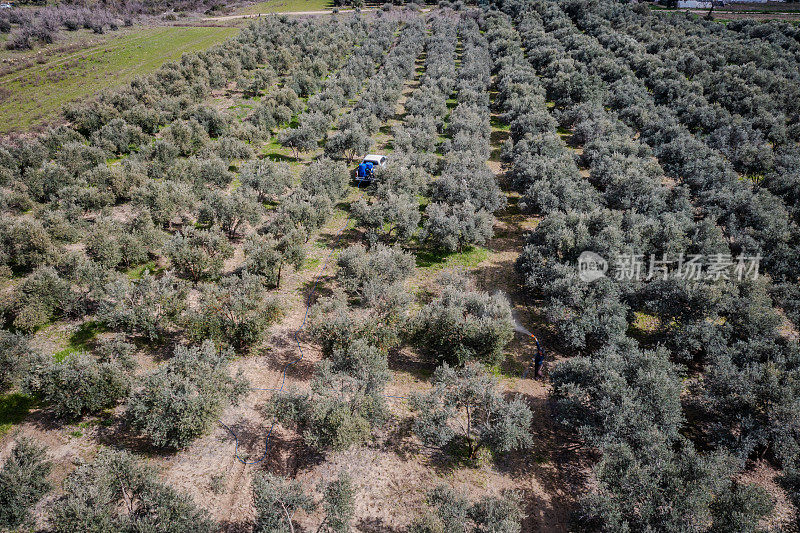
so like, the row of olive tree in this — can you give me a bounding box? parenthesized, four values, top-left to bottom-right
(421, 18, 500, 253)
(487, 8, 780, 531)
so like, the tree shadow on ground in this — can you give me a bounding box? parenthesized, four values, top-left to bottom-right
(93, 415, 178, 459)
(264, 152, 301, 164)
(216, 418, 308, 472)
(378, 415, 420, 461)
(217, 520, 251, 533)
(495, 389, 594, 529)
(313, 225, 362, 250)
(387, 348, 436, 381)
(0, 392, 35, 432)
(297, 273, 337, 308)
(357, 517, 403, 533)
(265, 330, 318, 382)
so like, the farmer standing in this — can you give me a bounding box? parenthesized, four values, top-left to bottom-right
(534, 345, 545, 379)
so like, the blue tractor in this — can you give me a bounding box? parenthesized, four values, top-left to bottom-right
(356, 154, 387, 183)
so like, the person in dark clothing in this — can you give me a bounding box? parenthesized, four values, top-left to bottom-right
(534, 345, 545, 379)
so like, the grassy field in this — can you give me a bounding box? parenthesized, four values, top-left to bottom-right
(237, 0, 333, 15)
(0, 25, 239, 133)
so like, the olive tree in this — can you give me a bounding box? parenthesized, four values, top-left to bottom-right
(410, 363, 532, 459)
(50, 448, 214, 533)
(3, 266, 73, 333)
(25, 351, 131, 420)
(198, 187, 263, 239)
(187, 272, 283, 352)
(300, 157, 349, 203)
(336, 243, 415, 304)
(243, 230, 305, 289)
(0, 438, 51, 531)
(97, 271, 188, 340)
(164, 227, 233, 282)
(239, 159, 293, 202)
(575, 439, 772, 533)
(0, 218, 56, 272)
(351, 191, 421, 244)
(422, 201, 493, 253)
(252, 472, 315, 533)
(278, 123, 318, 160)
(269, 362, 387, 452)
(550, 341, 684, 448)
(319, 473, 356, 533)
(127, 340, 248, 450)
(0, 330, 30, 392)
(279, 191, 332, 237)
(131, 180, 195, 229)
(309, 290, 407, 357)
(411, 284, 513, 366)
(409, 484, 524, 533)
(325, 123, 372, 162)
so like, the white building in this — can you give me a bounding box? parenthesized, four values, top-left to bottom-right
(677, 0, 773, 6)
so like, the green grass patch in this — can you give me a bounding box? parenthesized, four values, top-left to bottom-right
(0, 26, 239, 133)
(490, 116, 510, 131)
(302, 257, 321, 270)
(53, 320, 107, 362)
(415, 246, 490, 271)
(125, 260, 159, 279)
(0, 393, 35, 438)
(632, 311, 660, 334)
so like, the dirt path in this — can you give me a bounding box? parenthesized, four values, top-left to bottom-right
(477, 110, 586, 531)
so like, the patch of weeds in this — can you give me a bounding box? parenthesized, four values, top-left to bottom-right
(125, 260, 159, 280)
(415, 246, 490, 271)
(632, 311, 660, 334)
(69, 430, 83, 438)
(54, 320, 108, 362)
(210, 472, 227, 494)
(490, 116, 509, 131)
(302, 257, 321, 270)
(0, 393, 35, 438)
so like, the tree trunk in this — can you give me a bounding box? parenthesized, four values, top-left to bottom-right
(466, 404, 474, 458)
(705, 2, 715, 20)
(280, 501, 295, 533)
